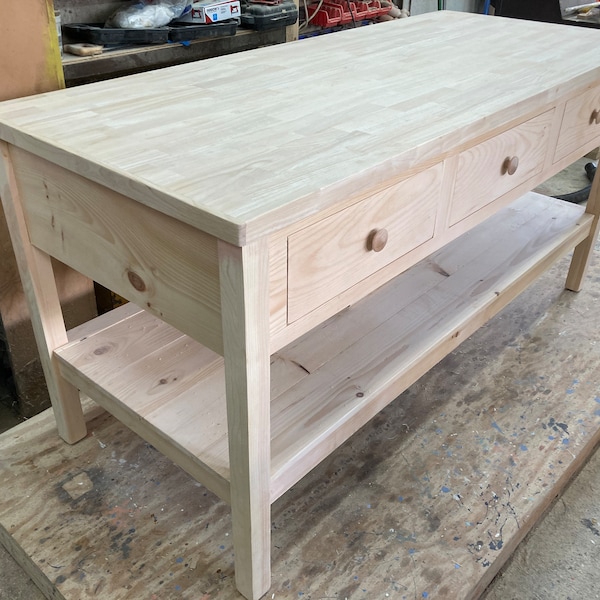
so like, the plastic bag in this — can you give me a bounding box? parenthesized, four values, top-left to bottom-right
(106, 0, 189, 28)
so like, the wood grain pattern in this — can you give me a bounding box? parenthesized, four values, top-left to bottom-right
(10, 146, 224, 355)
(2, 12, 600, 244)
(555, 82, 600, 162)
(566, 147, 600, 291)
(58, 304, 233, 501)
(52, 193, 591, 506)
(449, 110, 554, 225)
(0, 142, 86, 444)
(267, 230, 289, 345)
(271, 193, 591, 498)
(287, 163, 443, 321)
(218, 239, 271, 600)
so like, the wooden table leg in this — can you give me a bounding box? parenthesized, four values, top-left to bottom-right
(218, 238, 271, 600)
(566, 163, 600, 292)
(0, 141, 86, 443)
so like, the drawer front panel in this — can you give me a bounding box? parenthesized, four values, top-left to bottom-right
(555, 85, 600, 162)
(449, 110, 554, 226)
(287, 163, 443, 322)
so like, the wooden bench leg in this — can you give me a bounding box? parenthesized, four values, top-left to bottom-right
(0, 141, 86, 443)
(218, 239, 271, 600)
(565, 161, 600, 292)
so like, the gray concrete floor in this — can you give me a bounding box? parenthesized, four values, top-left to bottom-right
(481, 157, 600, 600)
(481, 448, 600, 600)
(0, 159, 598, 599)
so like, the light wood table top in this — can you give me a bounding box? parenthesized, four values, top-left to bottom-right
(1, 12, 600, 245)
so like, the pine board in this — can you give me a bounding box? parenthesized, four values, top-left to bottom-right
(1, 251, 600, 598)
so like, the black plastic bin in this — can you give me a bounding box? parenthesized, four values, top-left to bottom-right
(169, 20, 238, 41)
(241, 0, 298, 30)
(63, 23, 170, 44)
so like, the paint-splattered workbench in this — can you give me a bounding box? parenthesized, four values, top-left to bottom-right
(1, 10, 600, 600)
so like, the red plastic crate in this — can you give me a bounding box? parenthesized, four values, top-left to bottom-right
(354, 0, 372, 18)
(350, 0, 369, 19)
(353, 0, 391, 18)
(369, 0, 392, 17)
(306, 2, 342, 26)
(306, 0, 390, 26)
(323, 0, 354, 23)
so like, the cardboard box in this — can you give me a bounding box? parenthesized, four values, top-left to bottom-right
(178, 0, 241, 23)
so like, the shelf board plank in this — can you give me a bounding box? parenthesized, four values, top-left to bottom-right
(270, 194, 591, 498)
(57, 313, 308, 503)
(55, 192, 590, 505)
(58, 313, 231, 500)
(278, 192, 547, 376)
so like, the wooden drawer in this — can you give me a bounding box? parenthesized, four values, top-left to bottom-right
(449, 110, 554, 226)
(287, 163, 443, 322)
(555, 85, 600, 162)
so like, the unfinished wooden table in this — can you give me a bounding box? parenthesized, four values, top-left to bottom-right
(1, 11, 600, 600)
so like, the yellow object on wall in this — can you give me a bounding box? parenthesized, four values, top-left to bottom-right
(0, 0, 64, 101)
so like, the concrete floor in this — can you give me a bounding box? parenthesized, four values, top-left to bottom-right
(0, 159, 598, 599)
(481, 448, 600, 600)
(482, 157, 600, 600)
(0, 404, 46, 600)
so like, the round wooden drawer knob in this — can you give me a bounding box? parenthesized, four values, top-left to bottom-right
(591, 109, 600, 125)
(502, 156, 519, 176)
(368, 228, 388, 252)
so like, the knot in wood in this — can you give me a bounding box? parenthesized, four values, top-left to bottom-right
(127, 270, 146, 292)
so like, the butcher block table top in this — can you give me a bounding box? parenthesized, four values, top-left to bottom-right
(0, 11, 599, 245)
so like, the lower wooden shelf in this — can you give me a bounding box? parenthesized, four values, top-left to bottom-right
(55, 192, 591, 505)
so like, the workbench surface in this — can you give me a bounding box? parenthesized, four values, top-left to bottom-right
(1, 12, 600, 245)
